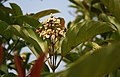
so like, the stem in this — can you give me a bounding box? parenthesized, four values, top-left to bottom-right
(51, 56, 63, 72)
(3, 39, 19, 62)
(56, 56, 63, 68)
(51, 42, 56, 72)
(54, 52, 57, 65)
(53, 54, 55, 67)
(49, 51, 52, 65)
(45, 54, 52, 68)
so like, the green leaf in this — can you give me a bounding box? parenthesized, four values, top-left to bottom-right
(28, 45, 40, 57)
(92, 3, 103, 12)
(101, 0, 120, 23)
(10, 25, 48, 56)
(10, 25, 23, 38)
(0, 6, 13, 24)
(69, 0, 84, 9)
(99, 13, 109, 22)
(32, 9, 60, 20)
(69, 15, 83, 28)
(61, 20, 116, 56)
(0, 20, 9, 33)
(40, 72, 51, 77)
(16, 16, 40, 27)
(0, 5, 13, 14)
(64, 42, 120, 77)
(41, 71, 64, 77)
(0, 64, 8, 74)
(0, 20, 11, 39)
(69, 4, 79, 9)
(65, 53, 80, 62)
(84, 0, 93, 6)
(10, 3, 23, 16)
(11, 25, 42, 57)
(117, 70, 120, 77)
(23, 27, 48, 52)
(107, 16, 120, 34)
(1, 73, 16, 77)
(99, 13, 120, 34)
(43, 64, 50, 72)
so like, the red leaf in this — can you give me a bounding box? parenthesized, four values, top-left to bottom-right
(0, 46, 3, 65)
(14, 55, 26, 77)
(29, 53, 45, 77)
(60, 18, 65, 27)
(58, 17, 65, 27)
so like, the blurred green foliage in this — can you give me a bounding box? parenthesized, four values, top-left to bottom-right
(1, 0, 120, 77)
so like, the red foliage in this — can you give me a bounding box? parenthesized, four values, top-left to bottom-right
(58, 17, 65, 27)
(14, 55, 26, 77)
(29, 53, 45, 77)
(0, 45, 3, 65)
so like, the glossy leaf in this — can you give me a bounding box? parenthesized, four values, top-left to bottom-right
(65, 53, 80, 62)
(0, 7, 13, 24)
(99, 13, 120, 37)
(1, 73, 16, 77)
(29, 53, 45, 77)
(0, 5, 13, 14)
(14, 55, 25, 77)
(99, 13, 120, 33)
(32, 9, 60, 20)
(42, 63, 50, 72)
(107, 16, 120, 33)
(22, 27, 48, 52)
(61, 20, 116, 56)
(0, 20, 11, 39)
(64, 42, 120, 77)
(10, 25, 48, 56)
(0, 64, 8, 74)
(101, 0, 120, 23)
(10, 3, 23, 16)
(84, 0, 93, 6)
(44, 71, 65, 77)
(69, 0, 84, 8)
(69, 15, 83, 28)
(0, 20, 9, 33)
(16, 16, 40, 27)
(28, 45, 40, 57)
(10, 25, 23, 38)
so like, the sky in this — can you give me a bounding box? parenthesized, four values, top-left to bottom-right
(4, 0, 75, 24)
(3, 0, 75, 72)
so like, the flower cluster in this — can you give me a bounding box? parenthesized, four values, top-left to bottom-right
(36, 14, 65, 43)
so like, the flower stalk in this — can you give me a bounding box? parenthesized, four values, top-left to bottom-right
(36, 14, 66, 72)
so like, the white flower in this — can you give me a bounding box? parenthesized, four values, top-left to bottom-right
(51, 30, 55, 34)
(56, 30, 59, 33)
(44, 23, 48, 27)
(36, 29, 39, 33)
(47, 29, 52, 32)
(52, 24, 54, 26)
(47, 18, 50, 22)
(59, 30, 64, 35)
(45, 34, 50, 38)
(51, 35, 55, 40)
(55, 19, 60, 23)
(57, 28, 61, 30)
(56, 33, 58, 36)
(51, 17, 56, 21)
(36, 14, 66, 41)
(41, 31, 46, 35)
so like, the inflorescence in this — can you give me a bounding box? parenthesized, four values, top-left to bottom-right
(36, 14, 66, 43)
